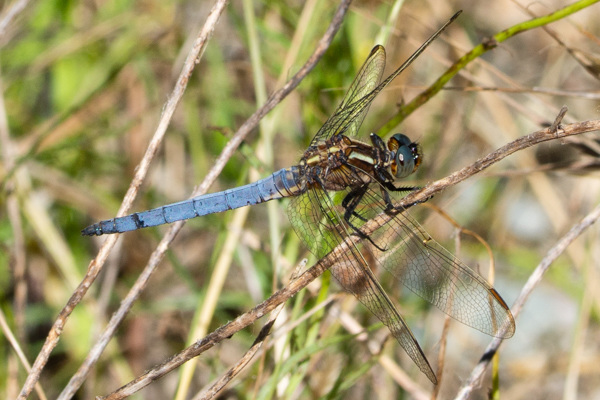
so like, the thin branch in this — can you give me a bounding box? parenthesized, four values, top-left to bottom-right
(380, 0, 599, 133)
(0, 68, 35, 398)
(98, 246, 347, 399)
(0, 0, 30, 43)
(0, 309, 47, 400)
(100, 115, 600, 398)
(443, 85, 600, 100)
(55, 1, 352, 399)
(549, 105, 569, 132)
(397, 118, 598, 210)
(332, 305, 430, 400)
(511, 0, 600, 80)
(454, 203, 600, 400)
(18, 1, 231, 398)
(192, 260, 306, 400)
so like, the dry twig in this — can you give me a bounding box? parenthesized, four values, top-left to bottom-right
(454, 203, 600, 400)
(191, 260, 306, 400)
(18, 0, 231, 398)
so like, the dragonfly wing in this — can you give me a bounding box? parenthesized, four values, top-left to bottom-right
(288, 187, 437, 383)
(352, 185, 516, 338)
(310, 13, 460, 146)
(310, 45, 386, 145)
(329, 243, 438, 384)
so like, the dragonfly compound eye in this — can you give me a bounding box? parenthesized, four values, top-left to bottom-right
(390, 133, 420, 178)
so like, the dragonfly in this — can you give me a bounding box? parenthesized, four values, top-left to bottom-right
(83, 12, 515, 384)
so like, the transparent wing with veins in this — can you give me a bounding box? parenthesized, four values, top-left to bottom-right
(287, 166, 515, 384)
(288, 185, 438, 383)
(310, 13, 459, 146)
(310, 45, 386, 145)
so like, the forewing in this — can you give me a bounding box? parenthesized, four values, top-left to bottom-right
(287, 185, 437, 383)
(310, 45, 386, 145)
(310, 13, 460, 146)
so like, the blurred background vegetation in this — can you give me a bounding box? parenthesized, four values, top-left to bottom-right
(1, 0, 599, 399)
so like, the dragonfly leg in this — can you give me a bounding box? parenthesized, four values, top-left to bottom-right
(379, 186, 397, 213)
(341, 186, 388, 252)
(380, 183, 434, 211)
(341, 187, 369, 222)
(382, 181, 420, 193)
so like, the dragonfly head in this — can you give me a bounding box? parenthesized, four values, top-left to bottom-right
(387, 133, 422, 179)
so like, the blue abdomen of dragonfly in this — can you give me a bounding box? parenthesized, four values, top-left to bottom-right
(82, 167, 304, 236)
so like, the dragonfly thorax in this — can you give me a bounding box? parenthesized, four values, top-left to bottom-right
(299, 133, 421, 191)
(300, 135, 376, 191)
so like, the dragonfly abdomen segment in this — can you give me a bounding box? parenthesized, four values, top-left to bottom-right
(81, 167, 304, 236)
